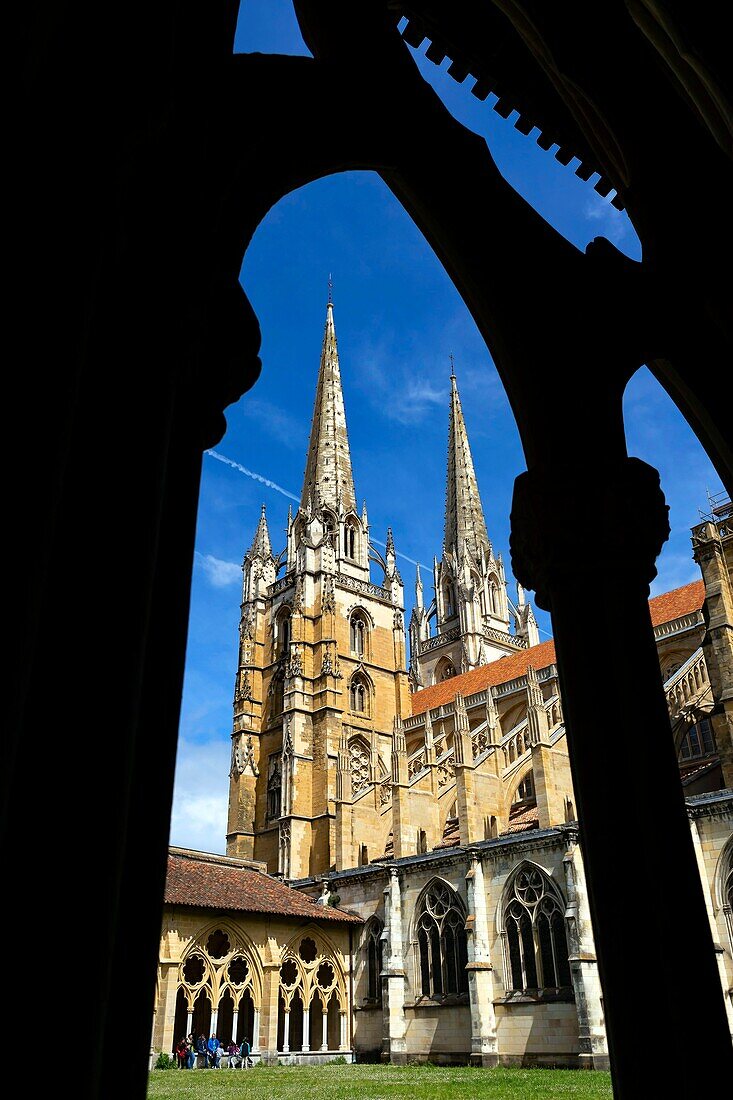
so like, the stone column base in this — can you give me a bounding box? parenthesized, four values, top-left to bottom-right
(470, 1052, 499, 1068)
(578, 1053, 611, 1071)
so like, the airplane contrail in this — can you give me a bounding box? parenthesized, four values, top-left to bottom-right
(206, 449, 300, 502)
(205, 448, 422, 568)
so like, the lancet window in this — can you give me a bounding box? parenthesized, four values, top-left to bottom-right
(416, 880, 469, 999)
(363, 919, 383, 1003)
(503, 865, 571, 994)
(349, 611, 368, 657)
(349, 672, 369, 714)
(267, 753, 282, 819)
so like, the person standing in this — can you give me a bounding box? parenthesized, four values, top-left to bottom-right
(227, 1038, 241, 1068)
(174, 1036, 188, 1068)
(240, 1035, 253, 1068)
(185, 1035, 196, 1070)
(195, 1033, 208, 1068)
(207, 1033, 220, 1068)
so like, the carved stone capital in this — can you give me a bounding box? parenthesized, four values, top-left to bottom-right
(510, 457, 670, 610)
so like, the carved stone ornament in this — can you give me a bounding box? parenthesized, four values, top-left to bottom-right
(287, 644, 302, 678)
(322, 573, 336, 613)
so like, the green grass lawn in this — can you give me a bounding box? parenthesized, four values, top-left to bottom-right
(147, 1063, 614, 1099)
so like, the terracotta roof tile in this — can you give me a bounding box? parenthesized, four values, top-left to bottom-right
(502, 805, 540, 834)
(648, 580, 705, 627)
(411, 640, 557, 716)
(411, 581, 705, 717)
(164, 849, 361, 923)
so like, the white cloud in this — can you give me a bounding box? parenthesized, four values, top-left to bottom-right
(195, 552, 241, 588)
(583, 195, 631, 247)
(170, 735, 230, 854)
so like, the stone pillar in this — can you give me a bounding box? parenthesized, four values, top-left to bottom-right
(231, 1008, 239, 1046)
(260, 963, 281, 1063)
(561, 831, 609, 1069)
(321, 1007, 328, 1051)
(692, 515, 733, 788)
(526, 665, 563, 827)
(511, 457, 733, 1090)
(391, 717, 414, 858)
(252, 1008, 260, 1052)
(335, 730, 353, 871)
(465, 851, 499, 1066)
(454, 693, 480, 845)
(302, 1002, 310, 1052)
(339, 1012, 347, 1050)
(381, 867, 407, 1063)
(688, 812, 733, 1040)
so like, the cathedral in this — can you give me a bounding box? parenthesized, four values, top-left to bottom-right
(153, 299, 733, 1068)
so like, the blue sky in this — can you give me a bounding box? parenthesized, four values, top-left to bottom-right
(169, 2, 725, 854)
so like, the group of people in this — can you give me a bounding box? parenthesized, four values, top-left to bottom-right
(174, 1032, 253, 1069)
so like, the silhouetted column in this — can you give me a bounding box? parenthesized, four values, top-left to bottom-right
(511, 457, 733, 1093)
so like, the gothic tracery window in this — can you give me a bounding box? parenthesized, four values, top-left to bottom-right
(349, 736, 371, 797)
(503, 866, 571, 994)
(345, 521, 358, 559)
(416, 881, 468, 999)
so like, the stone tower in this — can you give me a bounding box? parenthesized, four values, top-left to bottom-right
(227, 297, 411, 878)
(409, 367, 538, 688)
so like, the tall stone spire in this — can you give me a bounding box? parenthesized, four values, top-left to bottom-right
(247, 503, 272, 560)
(443, 368, 491, 562)
(300, 296, 357, 514)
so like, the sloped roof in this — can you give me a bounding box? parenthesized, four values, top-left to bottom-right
(502, 804, 540, 834)
(411, 580, 706, 716)
(411, 639, 557, 715)
(164, 849, 361, 924)
(648, 580, 705, 627)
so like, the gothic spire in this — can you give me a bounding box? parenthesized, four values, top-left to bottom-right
(443, 369, 491, 562)
(246, 503, 273, 560)
(300, 296, 357, 515)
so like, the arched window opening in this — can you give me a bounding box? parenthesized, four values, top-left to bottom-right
(345, 521, 358, 559)
(679, 717, 716, 760)
(349, 611, 367, 657)
(503, 866, 571, 994)
(435, 656, 455, 683)
(267, 753, 282, 819)
(269, 671, 284, 720)
(275, 610, 291, 658)
(416, 881, 469, 999)
(350, 673, 369, 714)
(442, 580, 456, 619)
(364, 920, 383, 1004)
(513, 771, 535, 804)
(418, 828, 428, 854)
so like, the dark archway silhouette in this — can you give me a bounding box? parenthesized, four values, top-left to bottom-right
(9, 4, 732, 1098)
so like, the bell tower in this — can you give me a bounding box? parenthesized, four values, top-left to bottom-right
(409, 365, 536, 688)
(227, 294, 411, 877)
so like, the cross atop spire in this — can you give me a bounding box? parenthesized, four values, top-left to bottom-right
(443, 368, 491, 562)
(300, 298, 357, 514)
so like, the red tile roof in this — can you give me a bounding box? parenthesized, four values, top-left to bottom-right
(411, 640, 557, 715)
(411, 581, 706, 716)
(648, 579, 705, 627)
(502, 805, 540, 834)
(165, 849, 361, 923)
